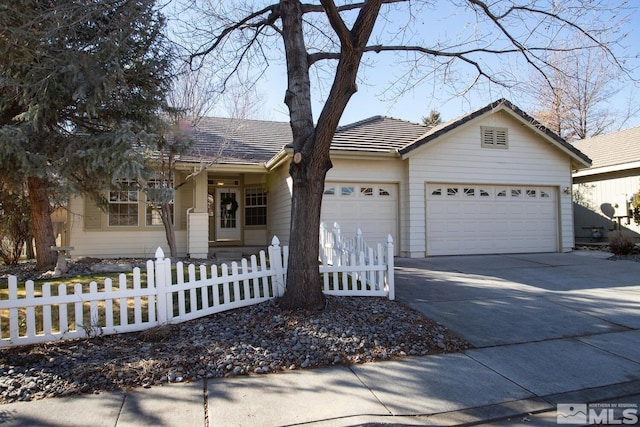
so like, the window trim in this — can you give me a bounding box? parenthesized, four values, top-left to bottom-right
(244, 186, 267, 227)
(108, 183, 139, 227)
(145, 179, 175, 227)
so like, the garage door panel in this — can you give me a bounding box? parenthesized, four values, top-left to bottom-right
(426, 184, 558, 256)
(322, 182, 398, 255)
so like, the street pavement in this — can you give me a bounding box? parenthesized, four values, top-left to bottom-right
(0, 250, 639, 426)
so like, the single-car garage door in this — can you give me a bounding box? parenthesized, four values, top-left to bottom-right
(321, 182, 398, 254)
(426, 184, 558, 256)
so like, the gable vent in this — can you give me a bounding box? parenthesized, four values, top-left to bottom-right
(481, 126, 508, 148)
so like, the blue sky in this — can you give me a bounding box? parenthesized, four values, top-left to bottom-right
(202, 2, 640, 131)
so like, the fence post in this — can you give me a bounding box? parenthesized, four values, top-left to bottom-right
(319, 222, 328, 262)
(386, 234, 395, 300)
(154, 247, 170, 323)
(269, 236, 286, 297)
(332, 222, 341, 263)
(355, 228, 364, 255)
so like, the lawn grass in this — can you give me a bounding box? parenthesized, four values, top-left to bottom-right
(0, 264, 277, 339)
(0, 270, 153, 338)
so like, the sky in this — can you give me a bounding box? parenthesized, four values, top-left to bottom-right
(193, 1, 640, 131)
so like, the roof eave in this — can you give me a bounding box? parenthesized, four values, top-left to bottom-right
(573, 160, 640, 178)
(265, 146, 294, 171)
(329, 148, 401, 159)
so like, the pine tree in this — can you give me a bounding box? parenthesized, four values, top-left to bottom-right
(0, 0, 173, 269)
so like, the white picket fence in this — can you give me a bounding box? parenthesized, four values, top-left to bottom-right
(0, 231, 394, 347)
(319, 222, 394, 299)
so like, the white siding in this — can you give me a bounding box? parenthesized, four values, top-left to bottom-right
(187, 212, 209, 258)
(326, 157, 404, 182)
(267, 163, 293, 245)
(405, 111, 575, 255)
(573, 171, 640, 238)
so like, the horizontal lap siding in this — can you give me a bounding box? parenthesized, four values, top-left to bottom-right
(68, 196, 188, 258)
(267, 164, 293, 245)
(407, 111, 574, 255)
(573, 171, 640, 237)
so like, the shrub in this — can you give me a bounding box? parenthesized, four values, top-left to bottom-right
(608, 230, 636, 255)
(0, 189, 31, 265)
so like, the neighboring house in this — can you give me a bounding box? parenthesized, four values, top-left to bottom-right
(66, 99, 591, 258)
(572, 126, 640, 240)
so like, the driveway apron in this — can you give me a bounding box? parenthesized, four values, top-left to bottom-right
(395, 252, 640, 402)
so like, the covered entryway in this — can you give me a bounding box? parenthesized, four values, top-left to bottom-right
(321, 182, 398, 254)
(425, 184, 558, 256)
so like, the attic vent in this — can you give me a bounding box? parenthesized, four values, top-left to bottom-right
(481, 126, 508, 149)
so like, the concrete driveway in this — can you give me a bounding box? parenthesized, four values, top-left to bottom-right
(395, 251, 640, 347)
(395, 251, 640, 424)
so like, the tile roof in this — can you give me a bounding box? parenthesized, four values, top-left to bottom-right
(331, 116, 427, 152)
(177, 117, 292, 164)
(176, 115, 426, 165)
(571, 126, 640, 169)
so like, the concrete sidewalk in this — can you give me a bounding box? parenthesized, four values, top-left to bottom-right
(1, 251, 639, 426)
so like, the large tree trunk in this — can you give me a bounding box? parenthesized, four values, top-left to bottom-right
(27, 177, 57, 270)
(278, 0, 383, 309)
(282, 150, 330, 310)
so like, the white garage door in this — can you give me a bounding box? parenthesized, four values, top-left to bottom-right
(426, 184, 558, 256)
(321, 182, 398, 254)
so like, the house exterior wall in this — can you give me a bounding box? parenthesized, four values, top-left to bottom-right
(267, 162, 293, 245)
(404, 111, 575, 256)
(573, 170, 640, 238)
(266, 156, 405, 250)
(67, 195, 188, 258)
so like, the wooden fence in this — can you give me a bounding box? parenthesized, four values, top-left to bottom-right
(0, 232, 393, 347)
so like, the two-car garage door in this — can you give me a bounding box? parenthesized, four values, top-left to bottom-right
(426, 184, 558, 256)
(320, 182, 559, 257)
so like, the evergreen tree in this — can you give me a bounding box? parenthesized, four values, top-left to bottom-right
(422, 110, 443, 127)
(0, 0, 173, 269)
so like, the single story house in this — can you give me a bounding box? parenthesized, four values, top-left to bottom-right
(66, 98, 591, 258)
(572, 126, 640, 240)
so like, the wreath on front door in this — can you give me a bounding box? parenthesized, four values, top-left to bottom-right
(220, 196, 239, 215)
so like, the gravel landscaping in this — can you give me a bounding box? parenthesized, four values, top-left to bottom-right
(0, 259, 470, 404)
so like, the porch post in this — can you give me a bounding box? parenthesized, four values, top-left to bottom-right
(188, 172, 209, 258)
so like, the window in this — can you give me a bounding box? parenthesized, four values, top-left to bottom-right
(379, 188, 391, 196)
(360, 187, 373, 196)
(245, 187, 267, 226)
(341, 186, 355, 196)
(497, 190, 507, 197)
(146, 204, 174, 226)
(108, 183, 139, 226)
(481, 126, 508, 149)
(511, 189, 522, 197)
(540, 191, 550, 198)
(480, 189, 490, 197)
(431, 188, 442, 196)
(323, 187, 335, 196)
(145, 180, 174, 226)
(526, 189, 537, 198)
(464, 188, 475, 197)
(447, 187, 459, 196)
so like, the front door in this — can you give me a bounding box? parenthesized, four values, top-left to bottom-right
(215, 188, 241, 241)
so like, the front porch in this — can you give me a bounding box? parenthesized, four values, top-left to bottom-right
(186, 171, 270, 258)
